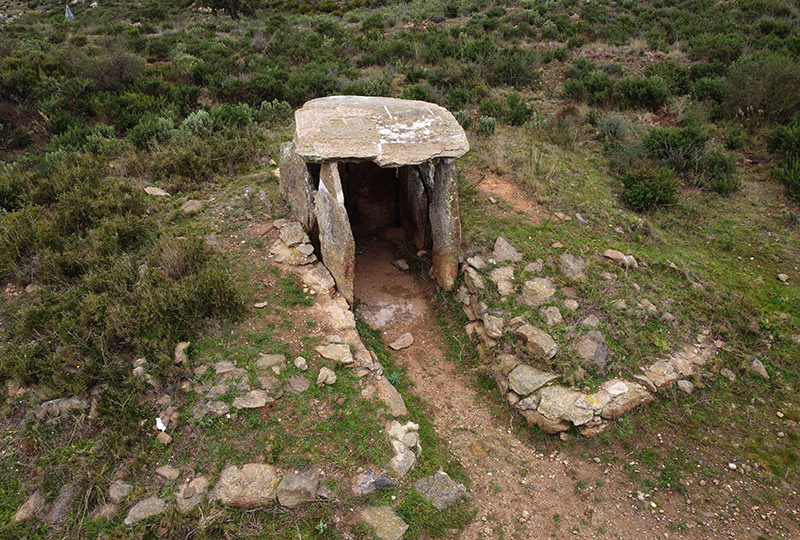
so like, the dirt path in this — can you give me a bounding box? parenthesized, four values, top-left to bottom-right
(353, 237, 772, 540)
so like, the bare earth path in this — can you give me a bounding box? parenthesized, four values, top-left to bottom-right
(354, 237, 780, 540)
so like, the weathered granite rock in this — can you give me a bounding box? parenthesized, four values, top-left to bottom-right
(355, 469, 398, 495)
(209, 464, 280, 507)
(315, 163, 355, 304)
(124, 496, 167, 525)
(489, 265, 515, 297)
(414, 471, 466, 510)
(750, 359, 769, 379)
(177, 476, 209, 513)
(287, 374, 311, 394)
(559, 253, 586, 280)
(540, 306, 563, 326)
(643, 360, 680, 389)
(677, 380, 695, 394)
(514, 324, 558, 360)
(430, 159, 461, 291)
(293, 96, 469, 168)
(520, 277, 556, 306)
(232, 390, 269, 409)
(300, 263, 336, 294)
(278, 221, 309, 247)
(537, 386, 594, 426)
(270, 239, 317, 266)
(315, 343, 353, 364)
(520, 409, 571, 434)
(389, 332, 414, 350)
(36, 396, 89, 420)
(493, 237, 523, 263)
(464, 267, 485, 292)
(389, 450, 416, 478)
(600, 382, 654, 420)
(108, 480, 133, 503)
(360, 506, 409, 540)
(13, 491, 46, 522)
(603, 249, 638, 268)
(277, 467, 320, 508)
(316, 367, 337, 386)
(483, 314, 504, 339)
(507, 364, 559, 396)
(375, 376, 408, 417)
(573, 331, 610, 371)
(279, 141, 316, 230)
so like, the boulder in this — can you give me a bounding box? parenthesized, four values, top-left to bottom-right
(482, 314, 504, 339)
(123, 496, 167, 525)
(430, 159, 461, 291)
(464, 267, 485, 292)
(389, 450, 416, 478)
(493, 237, 523, 263)
(507, 364, 559, 396)
(520, 277, 556, 306)
(600, 382, 654, 420)
(315, 164, 355, 304)
(375, 376, 408, 417)
(278, 221, 309, 247)
(360, 506, 409, 540)
(389, 332, 414, 350)
(414, 471, 466, 510)
(300, 263, 336, 294)
(519, 409, 571, 434)
(489, 265, 515, 297)
(514, 324, 558, 360)
(315, 343, 353, 364)
(559, 253, 586, 280)
(537, 386, 594, 426)
(277, 467, 320, 508)
(279, 141, 316, 230)
(316, 367, 337, 387)
(209, 464, 280, 507)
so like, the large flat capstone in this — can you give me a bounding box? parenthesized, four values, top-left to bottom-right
(294, 96, 469, 168)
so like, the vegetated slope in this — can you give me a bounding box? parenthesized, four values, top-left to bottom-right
(1, 0, 799, 538)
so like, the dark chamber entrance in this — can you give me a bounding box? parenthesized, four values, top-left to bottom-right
(340, 162, 400, 240)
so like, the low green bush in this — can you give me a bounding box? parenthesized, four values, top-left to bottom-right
(478, 116, 497, 135)
(721, 52, 800, 123)
(504, 92, 533, 126)
(702, 148, 740, 194)
(621, 167, 679, 211)
(643, 124, 710, 177)
(618, 75, 670, 110)
(128, 114, 176, 149)
(777, 159, 800, 201)
(597, 115, 627, 141)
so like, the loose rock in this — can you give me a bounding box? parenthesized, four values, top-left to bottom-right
(514, 324, 558, 360)
(174, 342, 190, 364)
(360, 506, 409, 540)
(677, 380, 695, 394)
(414, 471, 466, 510)
(540, 306, 563, 326)
(520, 277, 556, 306)
(493, 237, 523, 262)
(287, 374, 311, 394)
(316, 367, 337, 387)
(177, 476, 209, 513)
(355, 469, 397, 495)
(507, 364, 559, 396)
(209, 464, 280, 507)
(389, 333, 414, 350)
(749, 359, 769, 379)
(124, 496, 167, 525)
(232, 390, 270, 409)
(559, 253, 586, 280)
(277, 467, 320, 508)
(13, 491, 46, 522)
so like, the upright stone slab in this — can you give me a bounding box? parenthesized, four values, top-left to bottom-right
(430, 158, 461, 290)
(279, 142, 316, 230)
(315, 162, 355, 304)
(398, 165, 431, 251)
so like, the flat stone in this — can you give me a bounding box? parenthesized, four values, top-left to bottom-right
(489, 266, 515, 297)
(316, 367, 337, 386)
(514, 323, 558, 360)
(294, 357, 308, 371)
(355, 469, 398, 495)
(294, 96, 469, 168)
(482, 314, 504, 339)
(13, 491, 46, 522)
(392, 259, 410, 271)
(278, 221, 309, 247)
(524, 259, 544, 273)
(214, 361, 236, 374)
(35, 396, 89, 420)
(414, 471, 466, 510)
(579, 315, 600, 329)
(520, 277, 556, 306)
(563, 299, 579, 311)
(540, 306, 563, 326)
(603, 248, 638, 268)
(677, 380, 695, 394)
(256, 353, 286, 370)
(375, 376, 408, 417)
(91, 503, 117, 520)
(209, 464, 280, 507)
(389, 450, 416, 478)
(300, 263, 335, 293)
(203, 400, 230, 418)
(270, 239, 317, 266)
(315, 343, 354, 364)
(389, 332, 414, 350)
(181, 199, 203, 213)
(493, 237, 523, 262)
(144, 186, 169, 196)
(124, 496, 167, 525)
(720, 367, 736, 382)
(537, 386, 594, 426)
(258, 374, 281, 392)
(464, 267, 485, 292)
(467, 255, 488, 270)
(156, 465, 180, 480)
(233, 390, 269, 409)
(507, 364, 559, 396)
(519, 409, 571, 434)
(750, 359, 769, 379)
(109, 481, 133, 503)
(177, 476, 209, 513)
(573, 331, 610, 371)
(360, 506, 409, 540)
(559, 253, 586, 280)
(600, 382, 654, 420)
(643, 360, 680, 388)
(277, 467, 320, 508)
(174, 342, 190, 364)
(287, 374, 310, 394)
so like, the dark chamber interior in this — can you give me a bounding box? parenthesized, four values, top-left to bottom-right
(340, 162, 401, 240)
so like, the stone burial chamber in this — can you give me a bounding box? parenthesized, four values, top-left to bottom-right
(279, 96, 470, 304)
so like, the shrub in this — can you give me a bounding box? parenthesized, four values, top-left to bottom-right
(453, 110, 472, 129)
(644, 60, 690, 95)
(478, 116, 497, 135)
(621, 167, 679, 211)
(702, 148, 740, 194)
(721, 52, 800, 123)
(128, 114, 176, 149)
(256, 99, 293, 126)
(777, 159, 800, 201)
(691, 77, 725, 102)
(181, 110, 214, 136)
(597, 116, 627, 141)
(478, 97, 506, 119)
(504, 92, 533, 126)
(643, 124, 710, 177)
(724, 127, 744, 150)
(209, 103, 254, 128)
(617, 75, 670, 110)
